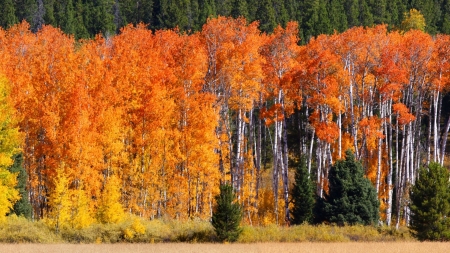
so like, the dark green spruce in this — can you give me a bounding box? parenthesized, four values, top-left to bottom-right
(409, 162, 450, 241)
(317, 150, 379, 226)
(7, 153, 32, 219)
(291, 157, 315, 225)
(211, 183, 242, 242)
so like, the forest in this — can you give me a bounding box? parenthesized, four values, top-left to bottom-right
(1, 0, 450, 40)
(0, 12, 449, 233)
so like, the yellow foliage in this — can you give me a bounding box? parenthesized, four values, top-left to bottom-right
(124, 217, 146, 240)
(70, 188, 95, 229)
(0, 75, 21, 222)
(401, 9, 426, 32)
(47, 166, 71, 232)
(97, 175, 125, 224)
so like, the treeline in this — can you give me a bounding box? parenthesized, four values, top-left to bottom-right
(0, 0, 449, 40)
(1, 17, 450, 229)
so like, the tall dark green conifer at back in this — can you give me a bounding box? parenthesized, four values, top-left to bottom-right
(7, 153, 32, 219)
(291, 157, 315, 225)
(410, 162, 450, 241)
(255, 0, 277, 33)
(0, 0, 18, 28)
(211, 183, 242, 242)
(319, 150, 379, 226)
(231, 0, 249, 19)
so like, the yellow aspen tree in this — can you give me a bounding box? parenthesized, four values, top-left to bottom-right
(47, 165, 71, 232)
(97, 175, 125, 224)
(69, 187, 95, 229)
(0, 75, 21, 222)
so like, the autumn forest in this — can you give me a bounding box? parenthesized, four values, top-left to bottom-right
(0, 15, 449, 231)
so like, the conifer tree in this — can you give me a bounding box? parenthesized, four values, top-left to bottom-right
(291, 157, 315, 225)
(319, 150, 379, 226)
(410, 162, 450, 241)
(211, 183, 242, 242)
(8, 153, 32, 219)
(231, 0, 249, 19)
(255, 0, 277, 33)
(0, 0, 18, 28)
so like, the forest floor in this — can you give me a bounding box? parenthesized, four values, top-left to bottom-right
(1, 242, 450, 253)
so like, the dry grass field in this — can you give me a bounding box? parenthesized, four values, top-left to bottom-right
(1, 242, 450, 253)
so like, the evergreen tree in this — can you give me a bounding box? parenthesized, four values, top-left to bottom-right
(386, 0, 407, 28)
(7, 153, 32, 219)
(198, 0, 216, 25)
(284, 0, 301, 25)
(345, 0, 359, 27)
(15, 0, 37, 27)
(410, 162, 450, 241)
(211, 183, 242, 242)
(59, 0, 76, 35)
(299, 0, 319, 42)
(410, 0, 440, 34)
(231, 0, 249, 19)
(44, 0, 57, 27)
(154, 0, 190, 30)
(315, 0, 331, 34)
(273, 0, 289, 27)
(215, 0, 233, 17)
(74, 0, 89, 39)
(119, 0, 154, 26)
(440, 0, 450, 33)
(255, 0, 277, 33)
(359, 0, 374, 27)
(291, 157, 315, 225)
(319, 150, 379, 226)
(0, 0, 18, 28)
(328, 0, 348, 33)
(370, 0, 388, 25)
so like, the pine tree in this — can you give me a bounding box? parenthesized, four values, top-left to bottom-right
(291, 157, 315, 225)
(0, 0, 18, 28)
(328, 0, 348, 33)
(255, 0, 277, 33)
(14, 0, 37, 28)
(211, 183, 242, 242)
(319, 150, 379, 226)
(59, 0, 76, 35)
(231, 0, 249, 19)
(198, 0, 216, 25)
(410, 162, 450, 241)
(74, 0, 89, 39)
(7, 153, 32, 219)
(299, 0, 319, 42)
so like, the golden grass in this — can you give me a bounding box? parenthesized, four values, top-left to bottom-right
(0, 242, 449, 253)
(0, 215, 414, 243)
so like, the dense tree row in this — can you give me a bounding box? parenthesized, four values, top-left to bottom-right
(1, 17, 450, 228)
(0, 0, 449, 40)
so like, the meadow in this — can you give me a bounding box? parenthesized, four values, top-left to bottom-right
(1, 242, 450, 253)
(1, 215, 448, 253)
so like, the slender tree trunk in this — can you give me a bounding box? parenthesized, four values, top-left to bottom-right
(440, 115, 450, 165)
